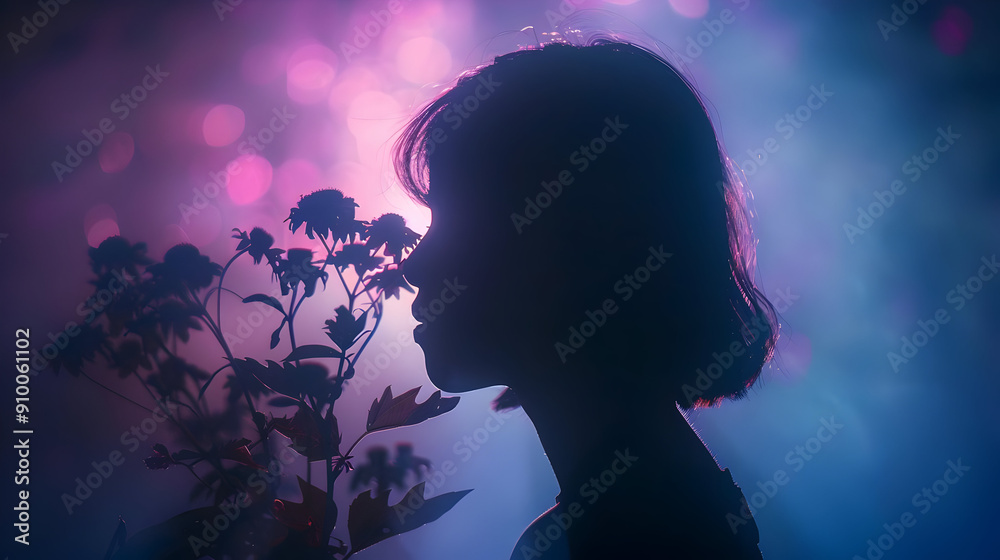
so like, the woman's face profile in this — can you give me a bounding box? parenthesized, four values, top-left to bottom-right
(404, 170, 524, 394)
(396, 41, 777, 409)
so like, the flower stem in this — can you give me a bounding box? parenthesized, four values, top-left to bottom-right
(215, 249, 248, 331)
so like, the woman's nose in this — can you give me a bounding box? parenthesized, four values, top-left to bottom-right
(401, 242, 427, 288)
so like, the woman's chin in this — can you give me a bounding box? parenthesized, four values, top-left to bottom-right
(426, 367, 478, 394)
(423, 357, 494, 394)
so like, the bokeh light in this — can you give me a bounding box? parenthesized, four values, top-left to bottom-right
(669, 0, 710, 19)
(287, 43, 339, 104)
(202, 104, 246, 147)
(397, 36, 452, 84)
(346, 90, 404, 164)
(180, 202, 223, 246)
(274, 158, 325, 209)
(227, 154, 274, 205)
(158, 223, 192, 257)
(241, 43, 288, 85)
(97, 131, 135, 173)
(933, 6, 974, 56)
(84, 203, 120, 247)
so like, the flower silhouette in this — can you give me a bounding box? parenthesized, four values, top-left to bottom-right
(276, 249, 328, 297)
(147, 356, 209, 398)
(365, 213, 421, 263)
(49, 323, 111, 376)
(87, 235, 151, 277)
(233, 227, 284, 266)
(363, 266, 414, 300)
(328, 243, 383, 276)
(351, 443, 430, 493)
(285, 189, 366, 242)
(147, 244, 221, 298)
(111, 339, 153, 378)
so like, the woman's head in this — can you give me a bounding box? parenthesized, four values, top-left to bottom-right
(396, 39, 777, 408)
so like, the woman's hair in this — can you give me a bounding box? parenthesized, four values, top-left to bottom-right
(392, 37, 778, 408)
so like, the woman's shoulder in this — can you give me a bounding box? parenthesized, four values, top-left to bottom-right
(508, 502, 571, 560)
(506, 467, 763, 560)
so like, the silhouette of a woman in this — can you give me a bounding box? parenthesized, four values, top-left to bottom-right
(396, 38, 778, 559)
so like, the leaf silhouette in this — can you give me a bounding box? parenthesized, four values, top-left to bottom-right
(323, 305, 368, 352)
(273, 476, 328, 547)
(230, 358, 335, 401)
(271, 406, 341, 461)
(218, 438, 267, 470)
(242, 293, 286, 315)
(104, 515, 127, 560)
(366, 386, 459, 432)
(268, 396, 301, 408)
(282, 344, 344, 362)
(110, 506, 286, 560)
(270, 317, 286, 349)
(347, 482, 472, 554)
(143, 444, 174, 470)
(492, 387, 521, 412)
(170, 449, 201, 462)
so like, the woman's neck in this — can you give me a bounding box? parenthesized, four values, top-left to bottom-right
(512, 375, 722, 505)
